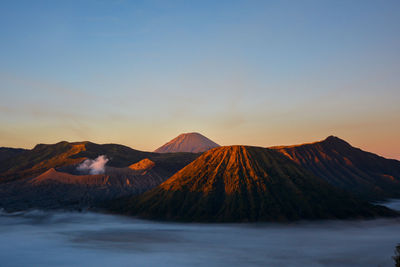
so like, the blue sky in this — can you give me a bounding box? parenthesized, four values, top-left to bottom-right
(1, 0, 399, 159)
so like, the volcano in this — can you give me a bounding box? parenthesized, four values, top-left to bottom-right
(271, 136, 400, 200)
(122, 146, 395, 222)
(0, 141, 199, 183)
(154, 132, 220, 153)
(0, 141, 199, 211)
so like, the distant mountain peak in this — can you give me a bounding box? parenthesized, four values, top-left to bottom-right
(325, 135, 338, 140)
(180, 132, 201, 136)
(154, 132, 220, 153)
(322, 135, 351, 147)
(324, 135, 344, 142)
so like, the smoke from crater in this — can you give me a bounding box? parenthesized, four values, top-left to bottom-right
(77, 155, 109, 175)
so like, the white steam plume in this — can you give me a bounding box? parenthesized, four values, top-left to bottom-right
(77, 155, 109, 175)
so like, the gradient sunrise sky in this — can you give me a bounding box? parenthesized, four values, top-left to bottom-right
(1, 0, 399, 159)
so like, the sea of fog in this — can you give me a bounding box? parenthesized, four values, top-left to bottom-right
(1, 200, 400, 267)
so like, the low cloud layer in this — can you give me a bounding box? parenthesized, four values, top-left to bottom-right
(77, 155, 109, 175)
(1, 201, 400, 266)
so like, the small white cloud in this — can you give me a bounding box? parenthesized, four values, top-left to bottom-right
(77, 155, 109, 175)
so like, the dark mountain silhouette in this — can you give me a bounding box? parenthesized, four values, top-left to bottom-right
(0, 141, 200, 211)
(271, 136, 400, 200)
(119, 146, 396, 222)
(0, 141, 199, 183)
(0, 142, 88, 182)
(154, 132, 220, 153)
(0, 159, 177, 212)
(0, 147, 28, 162)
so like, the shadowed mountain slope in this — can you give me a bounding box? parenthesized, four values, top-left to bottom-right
(31, 166, 165, 189)
(0, 141, 199, 183)
(119, 146, 396, 222)
(154, 132, 220, 153)
(271, 136, 400, 200)
(0, 142, 87, 182)
(0, 161, 170, 212)
(0, 141, 200, 211)
(31, 168, 107, 185)
(0, 147, 27, 162)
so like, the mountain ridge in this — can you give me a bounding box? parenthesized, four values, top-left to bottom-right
(0, 147, 28, 162)
(271, 136, 400, 200)
(0, 141, 200, 183)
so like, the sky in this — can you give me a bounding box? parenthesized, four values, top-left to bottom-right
(0, 0, 399, 159)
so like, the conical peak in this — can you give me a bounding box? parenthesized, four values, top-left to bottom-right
(175, 132, 213, 141)
(322, 135, 351, 147)
(178, 132, 202, 137)
(154, 132, 220, 153)
(160, 145, 279, 192)
(324, 135, 343, 142)
(201, 145, 257, 159)
(204, 145, 272, 155)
